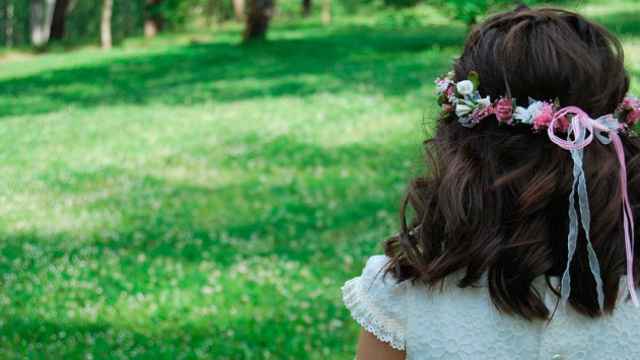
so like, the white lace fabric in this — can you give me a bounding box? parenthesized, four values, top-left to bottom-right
(341, 256, 407, 350)
(342, 255, 640, 360)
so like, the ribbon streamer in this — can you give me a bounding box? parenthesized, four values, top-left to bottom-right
(547, 106, 639, 309)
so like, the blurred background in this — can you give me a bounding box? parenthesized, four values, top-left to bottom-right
(0, 0, 638, 359)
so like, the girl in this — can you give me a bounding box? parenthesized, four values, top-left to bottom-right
(342, 6, 640, 360)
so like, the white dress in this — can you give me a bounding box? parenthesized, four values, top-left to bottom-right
(342, 255, 640, 360)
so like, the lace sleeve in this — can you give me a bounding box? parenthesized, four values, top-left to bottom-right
(341, 255, 408, 351)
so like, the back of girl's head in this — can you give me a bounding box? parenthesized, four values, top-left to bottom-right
(384, 6, 640, 320)
(458, 7, 628, 115)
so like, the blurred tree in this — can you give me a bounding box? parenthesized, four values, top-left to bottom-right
(203, 0, 215, 25)
(145, 0, 164, 37)
(3, 1, 14, 47)
(321, 0, 331, 24)
(30, 0, 56, 46)
(101, 0, 112, 49)
(233, 0, 245, 21)
(438, 0, 550, 25)
(122, 1, 143, 35)
(302, 0, 311, 16)
(49, 0, 70, 40)
(244, 0, 274, 41)
(0, 0, 144, 48)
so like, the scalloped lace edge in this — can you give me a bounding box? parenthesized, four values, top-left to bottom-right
(341, 276, 406, 351)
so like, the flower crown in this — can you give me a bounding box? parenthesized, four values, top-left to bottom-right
(435, 71, 640, 131)
(434, 71, 640, 311)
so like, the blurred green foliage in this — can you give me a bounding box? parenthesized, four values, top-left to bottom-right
(0, 0, 30, 46)
(382, 0, 421, 9)
(0, 0, 145, 46)
(0, 0, 577, 48)
(66, 0, 145, 44)
(435, 0, 572, 25)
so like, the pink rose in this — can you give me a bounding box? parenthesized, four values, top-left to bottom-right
(446, 86, 455, 98)
(627, 109, 640, 126)
(622, 97, 640, 111)
(532, 113, 552, 130)
(471, 105, 494, 124)
(532, 103, 554, 130)
(495, 98, 513, 123)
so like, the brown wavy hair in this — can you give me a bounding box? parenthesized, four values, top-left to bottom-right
(384, 6, 640, 320)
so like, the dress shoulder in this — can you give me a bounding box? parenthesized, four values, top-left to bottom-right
(341, 255, 408, 351)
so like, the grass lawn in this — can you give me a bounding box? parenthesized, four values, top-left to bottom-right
(0, 1, 639, 359)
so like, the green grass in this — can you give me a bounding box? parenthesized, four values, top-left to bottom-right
(0, 2, 639, 359)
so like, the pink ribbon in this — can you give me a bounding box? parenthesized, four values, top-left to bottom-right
(547, 106, 639, 307)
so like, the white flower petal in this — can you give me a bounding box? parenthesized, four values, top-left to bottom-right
(455, 104, 472, 117)
(514, 106, 532, 123)
(477, 96, 491, 108)
(456, 80, 474, 96)
(436, 80, 452, 93)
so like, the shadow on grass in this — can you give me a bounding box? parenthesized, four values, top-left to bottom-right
(0, 24, 464, 118)
(0, 135, 420, 268)
(1, 306, 354, 359)
(0, 316, 246, 358)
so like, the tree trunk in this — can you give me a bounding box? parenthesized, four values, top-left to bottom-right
(49, 0, 70, 40)
(302, 0, 311, 17)
(232, 0, 245, 22)
(243, 0, 274, 41)
(101, 0, 112, 49)
(204, 0, 215, 26)
(321, 0, 331, 24)
(30, 0, 56, 47)
(144, 0, 163, 38)
(4, 2, 14, 47)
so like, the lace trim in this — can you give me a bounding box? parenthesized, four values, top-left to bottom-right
(341, 276, 406, 351)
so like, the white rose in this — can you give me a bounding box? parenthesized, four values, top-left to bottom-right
(456, 80, 474, 96)
(455, 103, 473, 117)
(514, 102, 541, 124)
(513, 106, 531, 123)
(477, 96, 491, 108)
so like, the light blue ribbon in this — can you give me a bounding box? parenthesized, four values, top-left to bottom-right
(559, 126, 605, 310)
